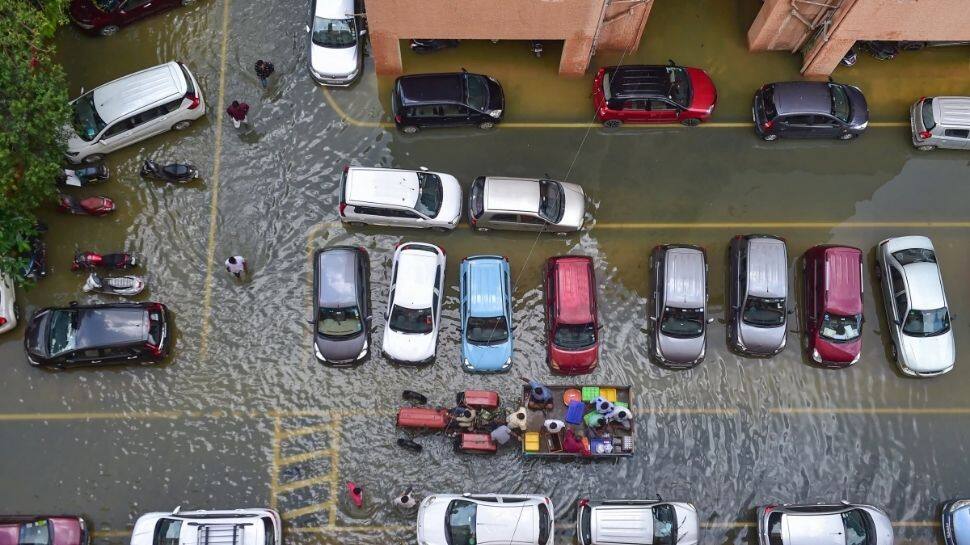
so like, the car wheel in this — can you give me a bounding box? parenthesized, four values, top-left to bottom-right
(603, 119, 622, 129)
(917, 144, 936, 151)
(99, 25, 120, 37)
(477, 121, 495, 130)
(762, 133, 778, 141)
(347, 221, 366, 228)
(681, 118, 700, 127)
(172, 120, 191, 131)
(433, 227, 450, 233)
(839, 132, 856, 140)
(401, 125, 419, 134)
(83, 154, 104, 164)
(475, 226, 489, 232)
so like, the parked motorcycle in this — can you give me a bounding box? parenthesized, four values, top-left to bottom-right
(21, 223, 48, 281)
(58, 164, 109, 187)
(530, 40, 543, 58)
(840, 46, 858, 67)
(409, 39, 459, 54)
(140, 159, 199, 183)
(860, 41, 899, 61)
(82, 272, 146, 297)
(57, 194, 115, 216)
(71, 251, 138, 271)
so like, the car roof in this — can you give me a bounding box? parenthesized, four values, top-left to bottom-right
(783, 513, 846, 545)
(313, 0, 354, 19)
(395, 246, 440, 309)
(746, 236, 787, 298)
(466, 257, 506, 317)
(663, 247, 705, 309)
(933, 96, 970, 128)
(76, 306, 147, 348)
(821, 246, 863, 315)
(592, 504, 654, 545)
(903, 262, 946, 310)
(92, 62, 186, 124)
(770, 82, 832, 116)
(552, 256, 594, 324)
(605, 65, 674, 100)
(317, 248, 358, 307)
(395, 73, 465, 106)
(346, 168, 420, 208)
(484, 177, 540, 213)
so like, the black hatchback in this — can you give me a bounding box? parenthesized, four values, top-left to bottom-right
(24, 302, 170, 368)
(753, 81, 869, 141)
(391, 71, 505, 133)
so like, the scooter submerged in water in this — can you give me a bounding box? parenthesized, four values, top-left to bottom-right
(72, 251, 138, 271)
(140, 159, 199, 183)
(58, 164, 109, 187)
(409, 39, 459, 54)
(58, 194, 115, 216)
(83, 272, 146, 297)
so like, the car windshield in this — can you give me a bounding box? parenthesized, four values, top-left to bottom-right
(820, 313, 863, 342)
(311, 17, 356, 48)
(921, 98, 936, 130)
(667, 67, 691, 107)
(464, 74, 490, 112)
(153, 519, 182, 545)
(842, 510, 871, 545)
(48, 309, 78, 356)
(538, 180, 565, 223)
(389, 305, 433, 334)
(93, 0, 120, 10)
(892, 248, 936, 265)
(902, 307, 950, 337)
(445, 500, 477, 545)
(317, 306, 362, 338)
(830, 84, 852, 122)
(19, 521, 50, 545)
(415, 172, 443, 217)
(465, 316, 509, 344)
(72, 92, 107, 142)
(660, 307, 705, 338)
(762, 86, 778, 120)
(554, 323, 596, 349)
(742, 297, 786, 327)
(653, 504, 677, 545)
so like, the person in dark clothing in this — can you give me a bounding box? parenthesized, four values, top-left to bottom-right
(226, 100, 249, 128)
(255, 60, 275, 88)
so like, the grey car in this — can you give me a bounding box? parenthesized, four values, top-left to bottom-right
(757, 502, 894, 545)
(312, 246, 371, 365)
(576, 499, 699, 545)
(729, 234, 789, 357)
(648, 245, 710, 368)
(942, 499, 970, 545)
(468, 176, 586, 233)
(753, 81, 869, 141)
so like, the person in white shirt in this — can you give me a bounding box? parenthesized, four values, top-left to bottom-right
(225, 255, 247, 278)
(393, 487, 418, 511)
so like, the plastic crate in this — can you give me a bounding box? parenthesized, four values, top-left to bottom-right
(581, 387, 600, 401)
(524, 432, 541, 452)
(600, 387, 617, 402)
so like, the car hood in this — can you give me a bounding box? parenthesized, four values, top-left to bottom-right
(860, 507, 895, 545)
(417, 497, 450, 545)
(814, 336, 861, 364)
(686, 67, 717, 112)
(899, 331, 955, 374)
(25, 309, 51, 357)
(463, 338, 512, 371)
(846, 85, 869, 127)
(658, 331, 705, 364)
(477, 505, 535, 545)
(65, 126, 89, 154)
(738, 321, 786, 355)
(550, 343, 598, 373)
(555, 182, 586, 231)
(310, 42, 359, 77)
(673, 504, 700, 545)
(50, 518, 83, 545)
(315, 331, 367, 363)
(436, 173, 463, 224)
(383, 326, 437, 362)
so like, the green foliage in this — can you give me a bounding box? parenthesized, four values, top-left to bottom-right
(0, 0, 72, 283)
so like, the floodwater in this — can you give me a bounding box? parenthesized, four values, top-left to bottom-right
(2, 1, 970, 544)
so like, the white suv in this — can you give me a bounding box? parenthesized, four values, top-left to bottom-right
(130, 507, 280, 545)
(0, 272, 16, 335)
(418, 494, 555, 545)
(382, 242, 446, 364)
(576, 499, 698, 545)
(876, 236, 955, 376)
(339, 167, 462, 230)
(66, 61, 206, 163)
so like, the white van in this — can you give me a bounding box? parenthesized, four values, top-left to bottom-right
(66, 61, 206, 163)
(911, 96, 970, 151)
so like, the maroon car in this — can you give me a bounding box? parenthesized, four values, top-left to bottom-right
(544, 255, 600, 374)
(69, 0, 196, 37)
(802, 245, 864, 367)
(0, 516, 88, 545)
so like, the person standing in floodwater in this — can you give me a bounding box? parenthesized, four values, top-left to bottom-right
(254, 60, 275, 89)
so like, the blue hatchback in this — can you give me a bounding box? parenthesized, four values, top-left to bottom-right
(459, 255, 513, 372)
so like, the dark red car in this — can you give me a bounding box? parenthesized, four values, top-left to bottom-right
(69, 0, 195, 36)
(803, 245, 864, 367)
(593, 63, 717, 128)
(544, 255, 599, 374)
(0, 516, 88, 545)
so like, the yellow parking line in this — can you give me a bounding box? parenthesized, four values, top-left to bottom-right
(278, 423, 335, 441)
(279, 449, 336, 466)
(270, 416, 281, 511)
(281, 501, 333, 521)
(91, 530, 131, 538)
(771, 407, 970, 415)
(198, 0, 233, 359)
(700, 522, 755, 528)
(592, 221, 970, 230)
(634, 407, 739, 415)
(320, 86, 385, 128)
(894, 521, 941, 527)
(328, 415, 342, 526)
(276, 475, 335, 494)
(289, 525, 412, 533)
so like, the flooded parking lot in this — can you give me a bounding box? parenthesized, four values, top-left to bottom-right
(2, 0, 970, 544)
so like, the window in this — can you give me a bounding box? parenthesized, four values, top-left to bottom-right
(490, 214, 519, 223)
(622, 99, 648, 111)
(72, 92, 107, 141)
(129, 107, 163, 127)
(767, 513, 784, 545)
(261, 518, 275, 545)
(944, 128, 970, 138)
(579, 505, 592, 545)
(153, 519, 182, 545)
(888, 266, 905, 293)
(354, 206, 419, 219)
(538, 504, 552, 545)
(666, 66, 690, 107)
(819, 313, 863, 342)
(762, 86, 778, 120)
(406, 105, 436, 118)
(311, 17, 357, 48)
(317, 306, 363, 338)
(48, 309, 78, 356)
(812, 114, 837, 126)
(159, 98, 184, 115)
(538, 180, 565, 223)
(445, 500, 477, 545)
(842, 510, 872, 545)
(464, 74, 490, 112)
(415, 172, 443, 217)
(892, 248, 936, 266)
(102, 120, 131, 139)
(894, 291, 908, 319)
(830, 84, 851, 122)
(94, 0, 121, 10)
(652, 504, 677, 545)
(470, 178, 485, 219)
(440, 104, 465, 116)
(19, 520, 51, 545)
(784, 115, 814, 125)
(902, 308, 950, 337)
(648, 99, 675, 111)
(920, 98, 936, 130)
(466, 316, 509, 344)
(660, 307, 705, 338)
(389, 306, 433, 334)
(122, 0, 154, 9)
(554, 323, 596, 349)
(742, 297, 785, 327)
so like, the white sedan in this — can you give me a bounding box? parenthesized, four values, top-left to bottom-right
(0, 272, 16, 335)
(382, 242, 446, 364)
(418, 494, 555, 545)
(876, 236, 955, 376)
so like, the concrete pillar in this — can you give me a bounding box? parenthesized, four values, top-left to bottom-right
(748, 0, 807, 51)
(801, 35, 854, 77)
(371, 32, 402, 76)
(559, 35, 594, 77)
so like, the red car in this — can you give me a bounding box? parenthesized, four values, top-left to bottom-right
(69, 0, 195, 37)
(802, 245, 864, 367)
(593, 63, 717, 128)
(0, 516, 88, 545)
(544, 255, 600, 374)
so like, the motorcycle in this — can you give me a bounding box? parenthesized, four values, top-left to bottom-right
(82, 272, 146, 297)
(409, 39, 459, 54)
(530, 40, 543, 58)
(57, 194, 115, 216)
(72, 251, 138, 271)
(21, 223, 48, 281)
(860, 40, 899, 61)
(840, 46, 858, 67)
(58, 164, 109, 187)
(140, 159, 199, 183)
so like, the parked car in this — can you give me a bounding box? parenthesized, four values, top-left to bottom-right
(875, 236, 955, 376)
(593, 63, 717, 128)
(312, 246, 371, 365)
(753, 81, 868, 141)
(0, 272, 16, 335)
(391, 72, 504, 133)
(417, 494, 554, 545)
(23, 302, 170, 368)
(0, 515, 88, 545)
(382, 242, 446, 365)
(339, 166, 462, 230)
(728, 235, 789, 357)
(130, 507, 280, 545)
(459, 255, 513, 373)
(66, 61, 206, 164)
(69, 0, 196, 36)
(545, 255, 599, 374)
(307, 0, 365, 86)
(911, 96, 970, 151)
(757, 502, 894, 545)
(648, 245, 709, 367)
(576, 499, 699, 545)
(802, 245, 864, 367)
(942, 498, 970, 545)
(468, 176, 586, 233)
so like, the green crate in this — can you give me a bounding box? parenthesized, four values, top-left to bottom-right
(581, 387, 600, 401)
(615, 401, 628, 409)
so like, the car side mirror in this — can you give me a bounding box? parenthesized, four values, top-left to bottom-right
(649, 316, 657, 322)
(69, 301, 78, 307)
(306, 319, 314, 325)
(419, 166, 429, 171)
(366, 315, 373, 322)
(706, 317, 715, 324)
(511, 325, 518, 331)
(305, 25, 310, 33)
(787, 309, 795, 315)
(359, 28, 367, 36)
